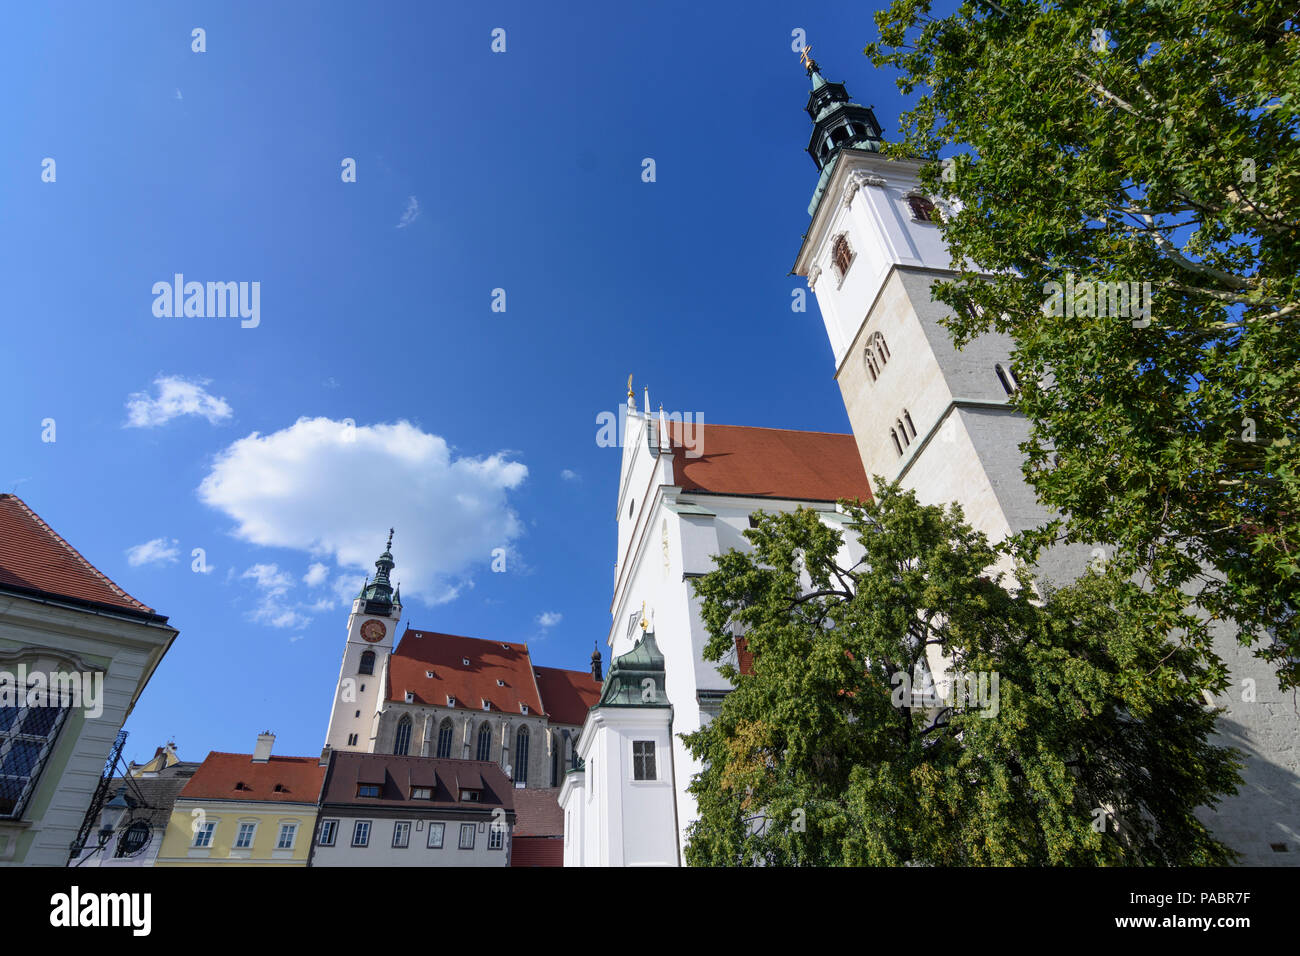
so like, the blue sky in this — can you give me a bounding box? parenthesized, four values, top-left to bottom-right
(1, 1, 918, 764)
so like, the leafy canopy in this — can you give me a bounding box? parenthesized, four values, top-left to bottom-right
(683, 486, 1239, 866)
(864, 0, 1300, 686)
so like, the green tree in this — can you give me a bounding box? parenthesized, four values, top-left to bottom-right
(863, 0, 1300, 687)
(683, 487, 1239, 865)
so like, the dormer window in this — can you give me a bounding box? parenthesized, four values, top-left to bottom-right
(273, 783, 286, 793)
(411, 786, 432, 800)
(460, 789, 481, 803)
(496, 679, 505, 687)
(462, 658, 470, 667)
(405, 692, 415, 703)
(520, 704, 529, 715)
(357, 784, 380, 798)
(831, 234, 854, 281)
(907, 194, 937, 222)
(426, 670, 434, 678)
(447, 695, 456, 707)
(234, 781, 249, 791)
(481, 699, 491, 711)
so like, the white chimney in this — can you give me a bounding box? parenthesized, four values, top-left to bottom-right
(252, 731, 275, 763)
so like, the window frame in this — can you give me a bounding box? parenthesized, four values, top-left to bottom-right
(458, 822, 476, 849)
(632, 740, 657, 781)
(276, 822, 298, 850)
(234, 821, 258, 849)
(317, 818, 338, 847)
(391, 820, 411, 848)
(427, 822, 445, 849)
(351, 820, 371, 847)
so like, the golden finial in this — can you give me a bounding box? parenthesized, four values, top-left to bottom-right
(799, 45, 814, 70)
(640, 600, 648, 631)
(627, 373, 634, 399)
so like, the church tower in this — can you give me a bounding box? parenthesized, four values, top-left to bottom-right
(324, 531, 404, 752)
(791, 50, 1070, 574)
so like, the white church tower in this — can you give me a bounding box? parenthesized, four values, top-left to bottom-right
(324, 531, 403, 753)
(791, 52, 1299, 866)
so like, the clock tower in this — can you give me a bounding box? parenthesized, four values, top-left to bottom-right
(324, 531, 404, 753)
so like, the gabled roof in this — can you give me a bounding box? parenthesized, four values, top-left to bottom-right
(664, 422, 871, 503)
(533, 665, 601, 726)
(106, 763, 202, 829)
(177, 752, 326, 805)
(0, 494, 161, 618)
(388, 630, 545, 713)
(387, 629, 599, 726)
(320, 752, 513, 811)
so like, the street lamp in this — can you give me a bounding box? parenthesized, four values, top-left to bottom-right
(97, 787, 131, 850)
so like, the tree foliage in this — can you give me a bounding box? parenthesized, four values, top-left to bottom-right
(864, 0, 1300, 686)
(683, 488, 1239, 865)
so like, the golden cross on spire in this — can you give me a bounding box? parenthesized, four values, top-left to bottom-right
(799, 44, 814, 70)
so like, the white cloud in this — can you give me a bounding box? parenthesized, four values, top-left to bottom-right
(560, 469, 580, 481)
(126, 375, 232, 428)
(303, 562, 330, 587)
(199, 417, 527, 605)
(126, 537, 180, 567)
(241, 562, 309, 629)
(537, 611, 562, 629)
(396, 195, 420, 228)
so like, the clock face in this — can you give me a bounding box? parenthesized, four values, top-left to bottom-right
(360, 620, 386, 643)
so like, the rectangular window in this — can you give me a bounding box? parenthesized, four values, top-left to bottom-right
(392, 821, 411, 848)
(411, 786, 431, 800)
(427, 822, 445, 848)
(633, 741, 657, 781)
(235, 822, 257, 849)
(489, 827, 504, 850)
(459, 823, 475, 849)
(352, 820, 371, 847)
(318, 819, 338, 846)
(357, 783, 380, 798)
(0, 695, 70, 820)
(192, 822, 216, 848)
(277, 823, 297, 850)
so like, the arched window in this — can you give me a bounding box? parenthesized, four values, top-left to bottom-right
(393, 716, 411, 756)
(896, 419, 910, 447)
(864, 332, 890, 383)
(865, 345, 880, 382)
(476, 723, 492, 762)
(907, 194, 937, 222)
(996, 363, 1019, 396)
(358, 651, 375, 676)
(903, 409, 917, 439)
(515, 727, 530, 785)
(890, 429, 903, 456)
(832, 235, 852, 278)
(564, 730, 576, 770)
(873, 331, 890, 361)
(436, 718, 454, 759)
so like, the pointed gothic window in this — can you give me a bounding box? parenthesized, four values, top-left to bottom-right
(904, 409, 917, 439)
(874, 331, 891, 361)
(890, 429, 903, 457)
(864, 332, 889, 383)
(897, 419, 910, 447)
(393, 716, 412, 756)
(515, 727, 530, 785)
(436, 718, 454, 759)
(358, 651, 375, 676)
(907, 195, 937, 222)
(996, 363, 1019, 396)
(476, 723, 492, 762)
(832, 235, 853, 279)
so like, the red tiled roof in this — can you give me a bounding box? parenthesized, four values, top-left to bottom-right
(533, 666, 601, 726)
(178, 752, 326, 805)
(388, 631, 545, 713)
(388, 630, 599, 727)
(511, 836, 563, 867)
(665, 422, 872, 503)
(510, 787, 564, 837)
(0, 494, 156, 615)
(320, 752, 513, 811)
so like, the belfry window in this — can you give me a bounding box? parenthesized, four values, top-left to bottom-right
(907, 195, 937, 222)
(890, 429, 903, 456)
(832, 235, 853, 279)
(864, 331, 890, 382)
(903, 409, 917, 439)
(358, 651, 375, 676)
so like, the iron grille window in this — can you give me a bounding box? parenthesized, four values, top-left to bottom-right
(908, 195, 937, 221)
(0, 690, 70, 820)
(358, 651, 375, 675)
(832, 235, 852, 277)
(633, 741, 657, 781)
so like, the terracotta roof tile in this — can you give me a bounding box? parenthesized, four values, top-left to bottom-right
(0, 494, 156, 615)
(388, 630, 599, 727)
(510, 787, 564, 837)
(533, 666, 601, 726)
(665, 421, 872, 503)
(510, 836, 563, 866)
(177, 752, 326, 805)
(320, 752, 513, 811)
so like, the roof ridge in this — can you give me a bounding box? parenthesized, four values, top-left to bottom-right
(672, 421, 854, 437)
(1, 494, 151, 612)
